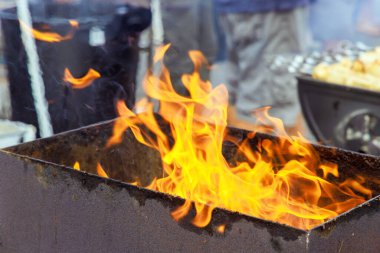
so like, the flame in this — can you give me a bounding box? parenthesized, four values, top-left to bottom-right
(19, 19, 79, 43)
(130, 181, 139, 186)
(64, 68, 101, 89)
(73, 161, 80, 171)
(108, 45, 372, 230)
(73, 161, 109, 179)
(217, 224, 226, 234)
(97, 163, 109, 178)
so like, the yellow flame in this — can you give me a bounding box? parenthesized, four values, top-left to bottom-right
(19, 19, 79, 43)
(68, 20, 79, 29)
(64, 68, 101, 89)
(217, 224, 226, 234)
(130, 181, 139, 186)
(97, 163, 109, 178)
(108, 45, 372, 230)
(73, 161, 80, 171)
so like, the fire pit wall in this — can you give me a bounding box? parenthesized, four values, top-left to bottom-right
(1, 120, 380, 252)
(6, 120, 164, 186)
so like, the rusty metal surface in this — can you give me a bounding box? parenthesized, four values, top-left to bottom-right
(0, 151, 307, 253)
(2, 120, 380, 252)
(308, 197, 380, 253)
(5, 120, 164, 186)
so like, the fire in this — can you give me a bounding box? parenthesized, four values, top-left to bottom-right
(217, 224, 226, 234)
(73, 161, 80, 171)
(72, 161, 109, 178)
(97, 163, 109, 178)
(19, 19, 79, 43)
(107, 45, 371, 230)
(63, 68, 101, 89)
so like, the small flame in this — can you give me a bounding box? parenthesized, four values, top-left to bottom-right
(68, 20, 79, 29)
(73, 161, 80, 171)
(216, 224, 226, 234)
(107, 45, 372, 230)
(19, 19, 79, 43)
(97, 163, 109, 178)
(64, 68, 101, 89)
(171, 200, 192, 222)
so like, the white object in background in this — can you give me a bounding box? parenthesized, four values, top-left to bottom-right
(16, 0, 53, 138)
(151, 0, 164, 46)
(89, 26, 105, 47)
(0, 68, 12, 120)
(0, 120, 36, 149)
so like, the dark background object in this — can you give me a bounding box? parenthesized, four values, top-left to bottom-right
(0, 3, 151, 136)
(2, 119, 380, 252)
(298, 76, 380, 155)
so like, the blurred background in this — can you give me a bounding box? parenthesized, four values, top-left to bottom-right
(1, 0, 380, 154)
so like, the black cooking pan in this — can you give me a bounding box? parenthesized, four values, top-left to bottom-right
(297, 76, 380, 155)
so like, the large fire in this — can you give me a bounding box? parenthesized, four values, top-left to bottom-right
(105, 45, 371, 230)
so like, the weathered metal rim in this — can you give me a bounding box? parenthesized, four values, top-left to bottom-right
(5, 146, 379, 236)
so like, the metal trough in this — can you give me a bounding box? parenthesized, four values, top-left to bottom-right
(1, 119, 380, 253)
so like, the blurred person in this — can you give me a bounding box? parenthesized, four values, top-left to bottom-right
(354, 0, 380, 46)
(160, 0, 217, 95)
(309, 0, 380, 49)
(214, 0, 314, 133)
(309, 0, 356, 49)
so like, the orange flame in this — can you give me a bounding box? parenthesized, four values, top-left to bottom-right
(217, 224, 226, 234)
(73, 161, 80, 171)
(108, 45, 371, 230)
(97, 163, 109, 178)
(19, 19, 79, 43)
(63, 68, 101, 89)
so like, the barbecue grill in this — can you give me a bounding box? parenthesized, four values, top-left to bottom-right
(298, 76, 380, 155)
(1, 119, 380, 252)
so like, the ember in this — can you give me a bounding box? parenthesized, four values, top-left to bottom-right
(105, 45, 373, 230)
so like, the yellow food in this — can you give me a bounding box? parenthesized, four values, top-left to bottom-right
(312, 47, 380, 92)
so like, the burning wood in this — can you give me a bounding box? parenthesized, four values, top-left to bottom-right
(100, 45, 373, 230)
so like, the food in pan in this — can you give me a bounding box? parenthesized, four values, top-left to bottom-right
(313, 48, 380, 92)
